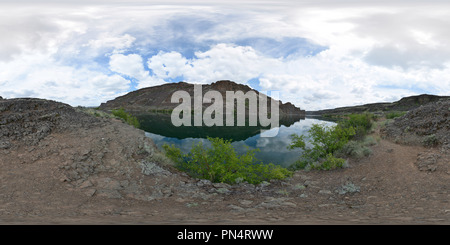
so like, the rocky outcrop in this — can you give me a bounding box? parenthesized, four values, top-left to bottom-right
(99, 80, 306, 117)
(382, 100, 450, 146)
(0, 97, 184, 202)
(0, 98, 104, 147)
(308, 94, 450, 116)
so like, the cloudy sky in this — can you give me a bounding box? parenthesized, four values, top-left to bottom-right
(1, 0, 449, 110)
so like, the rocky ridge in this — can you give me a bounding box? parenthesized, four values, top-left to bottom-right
(382, 100, 450, 146)
(307, 94, 450, 116)
(99, 80, 306, 117)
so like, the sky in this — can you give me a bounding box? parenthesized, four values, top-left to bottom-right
(0, 0, 449, 110)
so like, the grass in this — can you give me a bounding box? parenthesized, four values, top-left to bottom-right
(77, 106, 141, 128)
(76, 106, 116, 119)
(111, 107, 141, 128)
(385, 111, 407, 119)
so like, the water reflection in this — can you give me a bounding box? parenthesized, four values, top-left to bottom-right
(136, 113, 305, 141)
(138, 113, 335, 167)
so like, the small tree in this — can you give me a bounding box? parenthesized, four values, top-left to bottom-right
(163, 137, 292, 184)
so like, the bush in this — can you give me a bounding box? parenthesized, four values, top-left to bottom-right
(336, 140, 372, 159)
(163, 137, 292, 185)
(312, 154, 347, 170)
(339, 113, 373, 140)
(288, 113, 375, 170)
(288, 123, 355, 170)
(112, 108, 140, 128)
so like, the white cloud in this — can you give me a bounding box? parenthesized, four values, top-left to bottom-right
(0, 52, 131, 106)
(109, 53, 166, 89)
(147, 51, 190, 79)
(1, 1, 449, 110)
(109, 53, 149, 80)
(146, 44, 272, 84)
(85, 33, 136, 53)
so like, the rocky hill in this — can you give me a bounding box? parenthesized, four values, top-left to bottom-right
(382, 99, 450, 147)
(307, 94, 450, 116)
(99, 80, 305, 117)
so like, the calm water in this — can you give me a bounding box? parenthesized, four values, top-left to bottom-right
(138, 113, 335, 167)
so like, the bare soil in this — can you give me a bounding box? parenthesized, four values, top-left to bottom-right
(0, 99, 449, 224)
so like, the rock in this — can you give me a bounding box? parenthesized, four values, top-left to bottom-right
(79, 180, 93, 189)
(304, 180, 319, 187)
(281, 202, 297, 207)
(215, 187, 231, 194)
(239, 200, 253, 206)
(228, 204, 245, 212)
(0, 140, 11, 149)
(212, 182, 231, 189)
(140, 161, 170, 176)
(293, 184, 306, 190)
(318, 190, 332, 195)
(416, 151, 440, 172)
(196, 179, 212, 187)
(84, 189, 96, 197)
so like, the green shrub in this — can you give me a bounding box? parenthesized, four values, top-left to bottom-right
(312, 154, 347, 170)
(363, 136, 377, 146)
(339, 113, 373, 140)
(288, 113, 375, 170)
(288, 123, 355, 170)
(112, 108, 140, 128)
(163, 137, 292, 185)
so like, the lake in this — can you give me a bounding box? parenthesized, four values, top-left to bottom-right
(137, 113, 336, 167)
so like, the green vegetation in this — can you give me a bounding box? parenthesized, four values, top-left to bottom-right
(77, 106, 141, 128)
(111, 107, 140, 128)
(385, 111, 407, 119)
(338, 113, 374, 140)
(148, 108, 174, 114)
(77, 106, 115, 118)
(163, 137, 292, 185)
(288, 113, 375, 171)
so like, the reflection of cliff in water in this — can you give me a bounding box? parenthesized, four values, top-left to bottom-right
(136, 113, 305, 141)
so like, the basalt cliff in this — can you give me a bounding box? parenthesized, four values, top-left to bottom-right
(307, 94, 450, 116)
(99, 80, 305, 117)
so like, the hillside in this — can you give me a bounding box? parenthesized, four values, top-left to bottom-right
(99, 80, 305, 117)
(307, 94, 450, 116)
